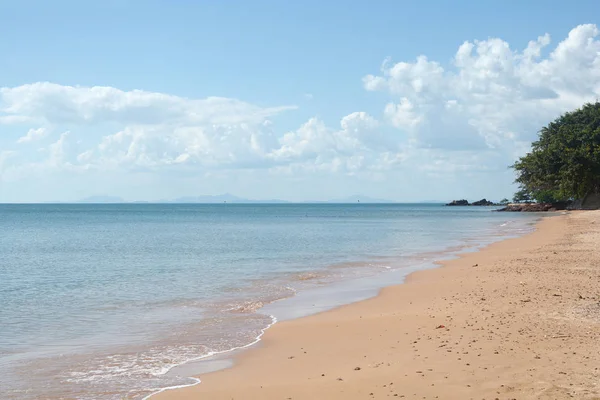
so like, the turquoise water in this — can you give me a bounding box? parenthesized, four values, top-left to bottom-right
(0, 204, 538, 399)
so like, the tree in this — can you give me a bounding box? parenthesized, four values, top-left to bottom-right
(512, 102, 600, 202)
(512, 190, 531, 204)
(499, 198, 510, 205)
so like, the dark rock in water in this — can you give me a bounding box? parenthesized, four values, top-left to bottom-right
(446, 198, 499, 206)
(446, 199, 469, 206)
(471, 198, 495, 206)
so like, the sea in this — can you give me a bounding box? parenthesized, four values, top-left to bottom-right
(0, 203, 540, 399)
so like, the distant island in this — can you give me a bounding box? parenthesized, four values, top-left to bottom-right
(72, 194, 397, 204)
(168, 194, 288, 204)
(309, 195, 394, 204)
(78, 196, 126, 203)
(445, 199, 501, 206)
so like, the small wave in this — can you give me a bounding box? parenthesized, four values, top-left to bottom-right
(498, 220, 516, 227)
(140, 377, 201, 400)
(141, 314, 277, 400)
(53, 314, 279, 400)
(225, 301, 265, 313)
(366, 263, 392, 269)
(284, 286, 297, 294)
(294, 272, 321, 281)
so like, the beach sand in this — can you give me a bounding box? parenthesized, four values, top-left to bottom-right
(155, 211, 600, 400)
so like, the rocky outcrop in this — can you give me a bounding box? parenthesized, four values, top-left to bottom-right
(446, 198, 498, 206)
(471, 198, 495, 206)
(497, 202, 568, 212)
(446, 199, 469, 206)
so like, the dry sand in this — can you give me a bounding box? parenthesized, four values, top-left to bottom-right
(155, 211, 600, 400)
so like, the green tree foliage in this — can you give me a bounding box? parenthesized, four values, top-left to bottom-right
(512, 102, 600, 202)
(512, 189, 531, 203)
(499, 198, 510, 205)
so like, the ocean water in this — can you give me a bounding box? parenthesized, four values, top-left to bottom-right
(0, 204, 539, 399)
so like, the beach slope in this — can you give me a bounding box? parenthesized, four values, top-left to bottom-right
(155, 211, 600, 400)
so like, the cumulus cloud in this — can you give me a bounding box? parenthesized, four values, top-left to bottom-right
(17, 127, 48, 143)
(47, 131, 71, 167)
(0, 83, 298, 171)
(0, 82, 296, 126)
(2, 24, 600, 197)
(91, 122, 281, 170)
(365, 24, 600, 151)
(0, 83, 395, 174)
(266, 112, 404, 174)
(270, 113, 376, 162)
(0, 151, 15, 175)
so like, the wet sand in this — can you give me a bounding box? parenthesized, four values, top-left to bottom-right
(154, 211, 600, 400)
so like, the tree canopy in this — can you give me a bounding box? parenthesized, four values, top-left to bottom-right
(512, 102, 600, 202)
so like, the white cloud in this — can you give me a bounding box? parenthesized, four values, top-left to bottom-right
(17, 127, 48, 143)
(384, 98, 422, 130)
(0, 83, 400, 175)
(266, 112, 403, 174)
(0, 83, 397, 176)
(0, 115, 32, 124)
(1, 82, 296, 126)
(3, 24, 600, 202)
(47, 131, 71, 167)
(92, 123, 279, 170)
(0, 83, 300, 172)
(365, 24, 600, 151)
(0, 151, 15, 176)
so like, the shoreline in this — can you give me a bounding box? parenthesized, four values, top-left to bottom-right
(4, 205, 539, 400)
(151, 211, 600, 400)
(143, 213, 539, 399)
(142, 216, 546, 400)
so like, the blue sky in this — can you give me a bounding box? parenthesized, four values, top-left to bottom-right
(1, 0, 600, 202)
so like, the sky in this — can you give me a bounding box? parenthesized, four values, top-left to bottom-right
(1, 0, 600, 202)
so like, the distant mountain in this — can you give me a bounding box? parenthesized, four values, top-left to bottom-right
(77, 196, 125, 203)
(74, 193, 395, 204)
(307, 195, 395, 204)
(170, 193, 288, 204)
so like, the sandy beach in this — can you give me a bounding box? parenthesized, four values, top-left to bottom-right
(155, 211, 600, 400)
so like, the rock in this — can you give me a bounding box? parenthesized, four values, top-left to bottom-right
(496, 203, 554, 212)
(471, 198, 495, 206)
(446, 198, 500, 206)
(446, 199, 469, 206)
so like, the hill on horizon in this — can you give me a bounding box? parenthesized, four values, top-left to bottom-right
(73, 194, 397, 204)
